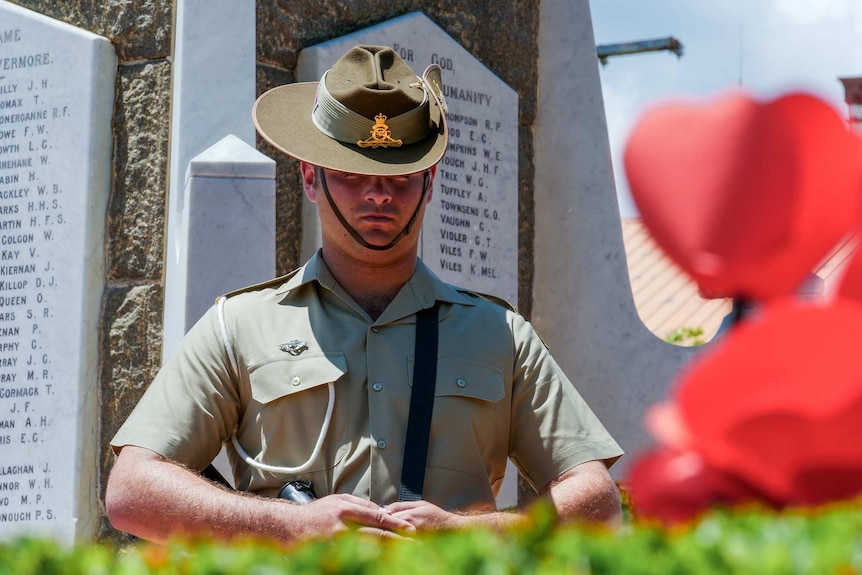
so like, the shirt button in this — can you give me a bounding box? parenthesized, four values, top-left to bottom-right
(371, 327, 380, 333)
(377, 439, 387, 449)
(372, 382, 383, 392)
(456, 378, 467, 388)
(291, 376, 301, 386)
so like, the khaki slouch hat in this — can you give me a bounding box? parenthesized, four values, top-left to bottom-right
(253, 45, 449, 176)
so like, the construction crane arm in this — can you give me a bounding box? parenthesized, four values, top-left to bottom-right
(597, 37, 684, 65)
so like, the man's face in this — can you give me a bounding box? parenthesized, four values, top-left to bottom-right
(302, 163, 435, 255)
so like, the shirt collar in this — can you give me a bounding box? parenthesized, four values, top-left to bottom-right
(275, 250, 476, 320)
(276, 250, 336, 295)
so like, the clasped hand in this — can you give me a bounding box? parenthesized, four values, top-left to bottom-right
(304, 494, 465, 539)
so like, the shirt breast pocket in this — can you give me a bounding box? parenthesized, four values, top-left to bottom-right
(239, 352, 349, 476)
(410, 358, 508, 482)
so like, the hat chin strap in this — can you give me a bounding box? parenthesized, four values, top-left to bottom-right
(316, 167, 431, 251)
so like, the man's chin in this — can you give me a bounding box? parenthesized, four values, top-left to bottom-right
(355, 227, 402, 248)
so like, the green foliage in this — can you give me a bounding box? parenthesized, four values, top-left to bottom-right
(665, 325, 706, 346)
(2, 503, 862, 574)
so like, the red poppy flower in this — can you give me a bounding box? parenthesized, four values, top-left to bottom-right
(672, 299, 862, 506)
(624, 92, 862, 300)
(837, 242, 862, 301)
(627, 446, 766, 524)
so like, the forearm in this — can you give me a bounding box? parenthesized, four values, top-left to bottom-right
(106, 447, 306, 545)
(541, 460, 622, 527)
(106, 446, 416, 545)
(386, 460, 621, 532)
(456, 467, 621, 531)
(453, 509, 528, 531)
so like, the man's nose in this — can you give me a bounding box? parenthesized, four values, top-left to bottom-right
(361, 177, 393, 203)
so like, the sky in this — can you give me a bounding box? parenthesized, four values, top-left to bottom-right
(589, 0, 862, 217)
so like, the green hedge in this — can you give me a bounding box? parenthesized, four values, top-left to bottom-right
(2, 503, 862, 574)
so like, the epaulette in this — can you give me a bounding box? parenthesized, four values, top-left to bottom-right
(457, 288, 518, 313)
(215, 267, 302, 303)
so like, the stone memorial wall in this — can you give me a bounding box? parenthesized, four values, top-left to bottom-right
(0, 3, 115, 542)
(297, 12, 519, 306)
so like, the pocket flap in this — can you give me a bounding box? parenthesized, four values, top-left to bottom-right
(409, 358, 505, 403)
(249, 352, 347, 403)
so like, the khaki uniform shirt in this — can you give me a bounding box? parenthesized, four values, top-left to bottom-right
(112, 252, 622, 510)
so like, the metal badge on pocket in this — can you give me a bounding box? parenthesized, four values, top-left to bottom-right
(279, 339, 308, 356)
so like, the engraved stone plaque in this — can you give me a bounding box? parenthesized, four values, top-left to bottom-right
(297, 12, 519, 306)
(0, 4, 116, 542)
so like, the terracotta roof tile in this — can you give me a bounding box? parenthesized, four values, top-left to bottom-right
(621, 219, 857, 345)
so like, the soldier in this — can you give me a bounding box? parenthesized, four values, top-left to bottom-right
(106, 45, 623, 545)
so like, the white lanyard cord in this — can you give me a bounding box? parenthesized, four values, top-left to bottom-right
(230, 381, 334, 475)
(218, 296, 335, 475)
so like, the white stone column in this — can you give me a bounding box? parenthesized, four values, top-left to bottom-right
(533, 0, 698, 470)
(163, 0, 257, 361)
(162, 135, 276, 360)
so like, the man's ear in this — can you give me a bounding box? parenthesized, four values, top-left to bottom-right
(425, 165, 437, 203)
(300, 162, 318, 202)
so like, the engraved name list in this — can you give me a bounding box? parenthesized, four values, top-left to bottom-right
(391, 41, 519, 306)
(0, 26, 63, 528)
(0, 4, 114, 542)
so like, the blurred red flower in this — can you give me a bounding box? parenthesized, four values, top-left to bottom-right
(624, 92, 862, 300)
(623, 90, 862, 525)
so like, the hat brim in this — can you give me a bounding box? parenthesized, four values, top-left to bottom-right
(253, 82, 448, 176)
